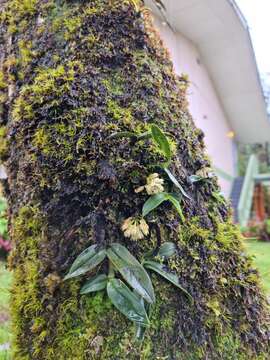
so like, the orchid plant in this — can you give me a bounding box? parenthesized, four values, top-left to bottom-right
(64, 124, 192, 340)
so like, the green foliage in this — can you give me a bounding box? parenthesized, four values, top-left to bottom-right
(80, 274, 108, 294)
(156, 242, 176, 258)
(142, 193, 168, 217)
(65, 242, 190, 341)
(188, 174, 205, 184)
(166, 193, 185, 221)
(111, 124, 187, 222)
(143, 260, 192, 302)
(107, 278, 150, 327)
(107, 243, 155, 304)
(164, 167, 190, 199)
(142, 192, 184, 221)
(64, 245, 106, 280)
(109, 123, 172, 164)
(150, 124, 172, 164)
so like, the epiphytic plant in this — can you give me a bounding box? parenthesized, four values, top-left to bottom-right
(64, 242, 192, 340)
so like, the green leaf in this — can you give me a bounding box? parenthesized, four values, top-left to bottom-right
(133, 294, 149, 341)
(136, 131, 152, 141)
(164, 168, 191, 200)
(135, 323, 147, 341)
(143, 260, 193, 302)
(107, 279, 150, 327)
(150, 124, 171, 162)
(157, 242, 177, 258)
(64, 245, 106, 280)
(142, 193, 185, 222)
(166, 194, 185, 222)
(142, 192, 168, 217)
(188, 175, 204, 184)
(80, 274, 108, 294)
(107, 244, 155, 304)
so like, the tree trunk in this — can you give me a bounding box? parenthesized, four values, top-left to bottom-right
(0, 1, 270, 359)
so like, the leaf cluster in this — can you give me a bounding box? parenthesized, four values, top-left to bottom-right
(64, 242, 192, 339)
(111, 124, 190, 220)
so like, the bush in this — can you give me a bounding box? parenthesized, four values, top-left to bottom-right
(260, 219, 270, 242)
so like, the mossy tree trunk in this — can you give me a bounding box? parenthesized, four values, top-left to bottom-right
(0, 0, 270, 359)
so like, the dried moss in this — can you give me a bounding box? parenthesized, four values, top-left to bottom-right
(1, 0, 270, 359)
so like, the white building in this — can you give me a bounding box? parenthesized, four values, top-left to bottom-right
(148, 0, 270, 198)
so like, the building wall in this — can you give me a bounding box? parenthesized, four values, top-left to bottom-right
(153, 16, 236, 197)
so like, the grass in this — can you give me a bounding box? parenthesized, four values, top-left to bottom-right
(244, 239, 270, 295)
(0, 261, 12, 360)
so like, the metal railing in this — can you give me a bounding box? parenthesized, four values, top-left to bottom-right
(237, 154, 259, 227)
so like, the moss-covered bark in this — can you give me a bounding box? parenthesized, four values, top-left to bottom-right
(0, 0, 270, 359)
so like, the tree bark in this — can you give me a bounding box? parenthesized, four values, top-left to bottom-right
(0, 0, 270, 359)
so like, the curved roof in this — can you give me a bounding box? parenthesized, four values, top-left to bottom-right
(147, 0, 270, 143)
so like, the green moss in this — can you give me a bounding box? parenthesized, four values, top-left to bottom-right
(32, 128, 51, 155)
(4, 0, 38, 34)
(12, 96, 34, 122)
(216, 222, 242, 249)
(51, 291, 124, 360)
(9, 205, 45, 359)
(12, 61, 84, 122)
(63, 16, 82, 41)
(0, 126, 8, 160)
(18, 40, 36, 69)
(180, 218, 211, 243)
(107, 100, 134, 127)
(32, 119, 91, 163)
(0, 70, 7, 90)
(102, 72, 125, 97)
(13, 0, 37, 17)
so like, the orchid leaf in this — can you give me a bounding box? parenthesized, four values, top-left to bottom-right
(150, 124, 171, 162)
(143, 260, 193, 302)
(108, 131, 137, 140)
(107, 244, 155, 304)
(64, 245, 106, 280)
(157, 242, 177, 258)
(107, 279, 150, 327)
(164, 168, 191, 199)
(166, 194, 185, 222)
(142, 192, 168, 217)
(142, 192, 185, 222)
(80, 274, 108, 294)
(189, 175, 205, 184)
